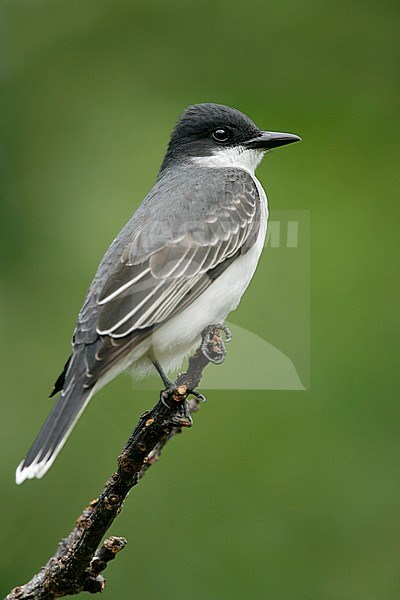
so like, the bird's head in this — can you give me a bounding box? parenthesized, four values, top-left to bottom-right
(160, 103, 301, 174)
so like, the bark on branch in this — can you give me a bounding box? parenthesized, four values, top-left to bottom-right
(6, 325, 229, 600)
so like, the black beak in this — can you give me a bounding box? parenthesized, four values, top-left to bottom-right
(244, 131, 301, 150)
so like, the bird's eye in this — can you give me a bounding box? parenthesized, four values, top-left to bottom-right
(212, 128, 231, 142)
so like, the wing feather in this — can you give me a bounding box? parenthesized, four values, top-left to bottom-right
(95, 169, 261, 336)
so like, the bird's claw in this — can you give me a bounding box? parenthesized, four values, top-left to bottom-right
(171, 401, 193, 427)
(188, 388, 206, 403)
(200, 323, 232, 365)
(160, 384, 205, 428)
(160, 386, 206, 406)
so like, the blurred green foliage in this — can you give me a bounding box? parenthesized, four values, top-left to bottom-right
(1, 1, 399, 599)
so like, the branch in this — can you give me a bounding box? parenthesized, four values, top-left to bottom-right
(6, 325, 229, 600)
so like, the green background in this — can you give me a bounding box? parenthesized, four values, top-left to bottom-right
(1, 1, 398, 599)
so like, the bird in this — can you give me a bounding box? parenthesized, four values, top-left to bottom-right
(16, 103, 301, 484)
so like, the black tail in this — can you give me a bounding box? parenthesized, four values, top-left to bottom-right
(16, 375, 92, 484)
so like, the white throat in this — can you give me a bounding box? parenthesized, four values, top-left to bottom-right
(192, 146, 265, 175)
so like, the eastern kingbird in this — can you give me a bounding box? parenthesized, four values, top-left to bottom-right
(16, 103, 300, 483)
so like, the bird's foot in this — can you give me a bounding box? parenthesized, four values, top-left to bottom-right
(171, 400, 193, 428)
(160, 385, 206, 405)
(160, 390, 192, 427)
(200, 323, 232, 365)
(160, 385, 206, 426)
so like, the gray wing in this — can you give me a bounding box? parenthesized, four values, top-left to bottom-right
(61, 167, 261, 388)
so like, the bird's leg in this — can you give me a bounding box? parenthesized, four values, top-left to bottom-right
(156, 359, 193, 423)
(159, 386, 194, 427)
(200, 323, 232, 364)
(158, 323, 231, 424)
(152, 360, 174, 389)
